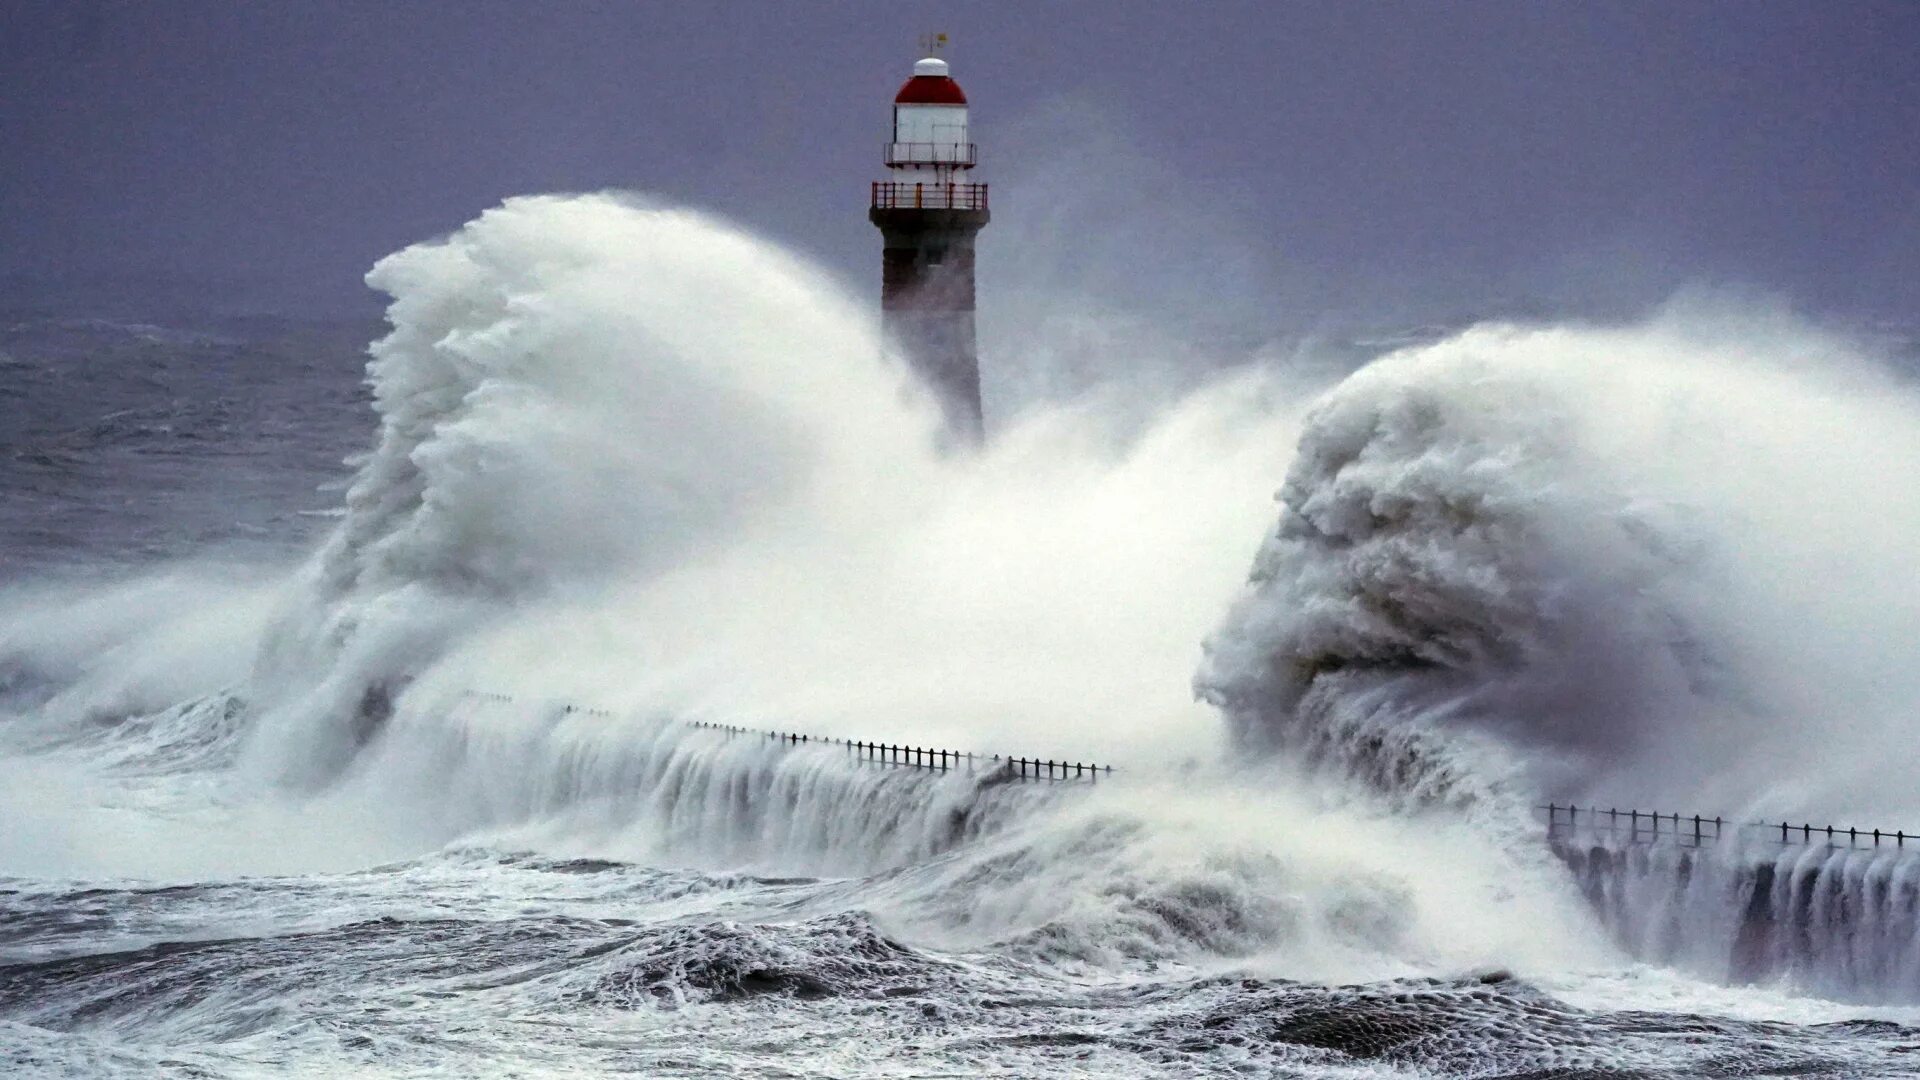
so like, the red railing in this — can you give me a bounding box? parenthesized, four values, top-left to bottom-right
(871, 181, 989, 211)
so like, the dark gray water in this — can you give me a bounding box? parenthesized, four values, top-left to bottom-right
(0, 314, 374, 576)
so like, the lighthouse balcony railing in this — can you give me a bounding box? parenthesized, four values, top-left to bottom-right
(884, 141, 977, 166)
(871, 181, 989, 212)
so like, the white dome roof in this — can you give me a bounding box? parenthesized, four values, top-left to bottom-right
(912, 57, 950, 77)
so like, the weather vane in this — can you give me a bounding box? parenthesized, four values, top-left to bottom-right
(919, 31, 949, 57)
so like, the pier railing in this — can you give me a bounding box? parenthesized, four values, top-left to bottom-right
(461, 692, 1110, 783)
(1541, 804, 1917, 851)
(691, 722, 1110, 781)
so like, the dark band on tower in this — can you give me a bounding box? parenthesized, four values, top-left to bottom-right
(869, 52, 989, 445)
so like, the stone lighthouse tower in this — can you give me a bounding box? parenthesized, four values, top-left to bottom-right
(869, 49, 989, 444)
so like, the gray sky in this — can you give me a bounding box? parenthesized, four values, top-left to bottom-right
(3, 1, 1916, 329)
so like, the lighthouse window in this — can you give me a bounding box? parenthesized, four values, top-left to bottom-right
(928, 247, 947, 265)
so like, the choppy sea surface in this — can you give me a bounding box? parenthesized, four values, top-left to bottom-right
(7, 203, 1920, 1080)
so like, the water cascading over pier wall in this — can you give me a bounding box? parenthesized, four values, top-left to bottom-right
(463, 692, 1920, 1001)
(449, 692, 1112, 876)
(1546, 806, 1920, 1001)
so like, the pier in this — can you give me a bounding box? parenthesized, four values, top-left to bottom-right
(468, 691, 1919, 849)
(462, 691, 1113, 783)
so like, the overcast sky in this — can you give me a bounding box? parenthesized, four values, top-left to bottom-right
(3, 1, 1915, 330)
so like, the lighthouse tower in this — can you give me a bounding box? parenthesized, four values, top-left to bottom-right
(870, 51, 989, 444)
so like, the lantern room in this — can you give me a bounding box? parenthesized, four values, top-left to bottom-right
(868, 43, 991, 445)
(887, 57, 975, 171)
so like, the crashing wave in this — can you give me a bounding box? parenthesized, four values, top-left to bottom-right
(244, 193, 932, 786)
(1199, 315, 1920, 829)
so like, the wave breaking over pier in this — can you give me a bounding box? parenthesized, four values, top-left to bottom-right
(8, 194, 1920, 1076)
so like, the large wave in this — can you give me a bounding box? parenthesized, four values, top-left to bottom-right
(7, 192, 1920, 1000)
(242, 193, 947, 787)
(1200, 309, 1920, 827)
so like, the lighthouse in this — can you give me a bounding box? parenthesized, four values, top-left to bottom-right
(870, 50, 989, 445)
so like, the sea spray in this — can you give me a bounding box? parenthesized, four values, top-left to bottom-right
(1200, 312, 1920, 827)
(241, 193, 942, 787)
(1197, 311, 1920, 994)
(8, 194, 1920, 1010)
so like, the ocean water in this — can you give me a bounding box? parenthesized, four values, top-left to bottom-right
(6, 193, 1920, 1078)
